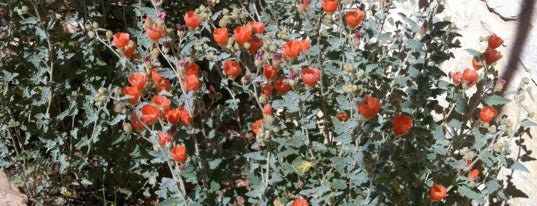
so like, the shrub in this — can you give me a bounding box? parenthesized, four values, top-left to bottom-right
(1, 0, 535, 205)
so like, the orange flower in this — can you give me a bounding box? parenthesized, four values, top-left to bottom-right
(488, 34, 503, 49)
(145, 22, 166, 42)
(151, 67, 164, 83)
(345, 9, 365, 29)
(452, 71, 463, 85)
(484, 47, 502, 64)
(429, 184, 447, 201)
(223, 60, 242, 79)
(213, 27, 229, 45)
(158, 131, 171, 146)
(336, 113, 348, 122)
(282, 40, 310, 60)
(472, 58, 483, 70)
(128, 72, 148, 90)
(248, 21, 265, 34)
(184, 11, 201, 29)
(248, 37, 263, 53)
(171, 145, 187, 163)
(274, 78, 291, 94)
(321, 0, 338, 14)
(263, 104, 272, 115)
(187, 63, 199, 75)
(262, 83, 273, 96)
(233, 25, 252, 44)
(152, 95, 171, 112)
(251, 119, 266, 134)
(301, 67, 320, 87)
(164, 109, 181, 124)
(184, 74, 200, 92)
(178, 106, 191, 125)
(123, 41, 136, 58)
(469, 169, 479, 180)
(463, 68, 478, 86)
(299, 39, 310, 51)
(130, 112, 145, 131)
(479, 105, 497, 123)
(141, 104, 161, 125)
(263, 64, 278, 80)
(123, 86, 140, 105)
(357, 95, 381, 119)
(157, 79, 170, 92)
(113, 32, 130, 48)
(393, 115, 413, 136)
(282, 41, 301, 60)
(291, 198, 309, 206)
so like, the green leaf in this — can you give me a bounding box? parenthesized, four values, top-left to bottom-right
(448, 119, 463, 130)
(465, 49, 482, 57)
(521, 119, 537, 128)
(458, 186, 485, 204)
(283, 91, 300, 112)
(486, 180, 501, 194)
(336, 95, 351, 110)
(510, 162, 529, 172)
(455, 93, 468, 114)
(432, 127, 444, 141)
(118, 188, 132, 198)
(484, 95, 511, 105)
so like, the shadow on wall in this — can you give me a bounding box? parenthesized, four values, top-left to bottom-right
(500, 0, 536, 95)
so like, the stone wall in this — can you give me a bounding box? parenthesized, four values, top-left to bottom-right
(442, 0, 537, 205)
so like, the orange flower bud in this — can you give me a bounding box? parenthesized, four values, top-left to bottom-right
(123, 41, 136, 58)
(479, 105, 497, 123)
(213, 27, 229, 45)
(184, 74, 200, 92)
(152, 95, 171, 112)
(233, 25, 252, 44)
(140, 104, 161, 125)
(263, 104, 272, 115)
(248, 37, 263, 53)
(392, 115, 413, 136)
(164, 109, 181, 124)
(469, 169, 479, 180)
(487, 34, 503, 49)
(345, 9, 365, 29)
(484, 47, 502, 64)
(223, 60, 242, 79)
(301, 67, 320, 87)
(128, 72, 148, 90)
(171, 145, 187, 163)
(462, 68, 478, 86)
(357, 95, 381, 119)
(336, 113, 348, 122)
(251, 119, 266, 134)
(291, 198, 309, 206)
(429, 184, 447, 201)
(113, 32, 130, 48)
(184, 11, 201, 29)
(274, 78, 291, 94)
(321, 0, 338, 14)
(123, 86, 140, 105)
(472, 58, 483, 70)
(452, 71, 463, 85)
(263, 65, 278, 80)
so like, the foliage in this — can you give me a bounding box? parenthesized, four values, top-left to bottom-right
(1, 0, 535, 205)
